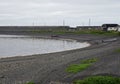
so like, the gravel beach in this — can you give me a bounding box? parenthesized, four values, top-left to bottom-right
(0, 33, 120, 84)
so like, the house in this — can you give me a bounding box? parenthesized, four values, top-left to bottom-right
(102, 24, 119, 31)
(118, 26, 120, 32)
(68, 27, 77, 31)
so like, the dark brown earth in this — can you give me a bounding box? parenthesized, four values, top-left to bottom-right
(0, 33, 120, 84)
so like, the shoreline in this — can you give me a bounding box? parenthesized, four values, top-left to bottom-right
(0, 34, 91, 59)
(0, 33, 120, 84)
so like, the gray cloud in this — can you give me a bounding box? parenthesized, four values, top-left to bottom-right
(0, 0, 120, 26)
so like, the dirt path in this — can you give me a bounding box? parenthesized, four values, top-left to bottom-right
(0, 34, 119, 84)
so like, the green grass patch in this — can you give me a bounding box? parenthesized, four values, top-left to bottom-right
(81, 58, 97, 64)
(66, 58, 97, 73)
(115, 48, 120, 53)
(83, 30, 120, 36)
(30, 30, 120, 36)
(26, 82, 35, 84)
(74, 76, 120, 84)
(66, 64, 91, 73)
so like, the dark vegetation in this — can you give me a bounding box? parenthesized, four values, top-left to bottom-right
(74, 76, 120, 84)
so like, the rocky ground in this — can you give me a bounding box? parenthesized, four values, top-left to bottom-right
(0, 33, 120, 84)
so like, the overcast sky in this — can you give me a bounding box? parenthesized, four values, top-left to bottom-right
(0, 0, 120, 26)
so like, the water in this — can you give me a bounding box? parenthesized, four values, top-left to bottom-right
(0, 35, 90, 58)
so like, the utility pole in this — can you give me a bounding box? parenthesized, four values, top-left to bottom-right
(82, 22, 84, 26)
(33, 22, 35, 26)
(89, 18, 91, 26)
(44, 22, 46, 26)
(63, 20, 65, 26)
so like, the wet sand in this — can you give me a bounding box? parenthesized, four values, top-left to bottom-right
(0, 33, 120, 84)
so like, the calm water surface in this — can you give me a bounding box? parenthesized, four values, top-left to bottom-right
(0, 35, 90, 58)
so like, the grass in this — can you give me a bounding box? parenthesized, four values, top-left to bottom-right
(77, 30, 120, 36)
(66, 58, 97, 73)
(74, 76, 120, 84)
(26, 82, 35, 84)
(31, 30, 120, 36)
(66, 64, 92, 73)
(87, 30, 120, 36)
(81, 58, 97, 64)
(115, 48, 120, 53)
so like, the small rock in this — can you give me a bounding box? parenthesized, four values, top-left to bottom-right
(51, 35, 59, 37)
(0, 75, 4, 78)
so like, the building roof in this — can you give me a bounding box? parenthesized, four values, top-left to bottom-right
(102, 24, 119, 27)
(77, 26, 101, 28)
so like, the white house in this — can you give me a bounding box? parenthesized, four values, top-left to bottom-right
(108, 27, 118, 31)
(118, 26, 120, 32)
(102, 24, 119, 31)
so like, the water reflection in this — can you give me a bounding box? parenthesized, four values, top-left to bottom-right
(0, 35, 90, 58)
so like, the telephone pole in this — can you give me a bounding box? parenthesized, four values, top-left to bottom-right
(89, 18, 91, 26)
(63, 20, 65, 26)
(33, 22, 35, 26)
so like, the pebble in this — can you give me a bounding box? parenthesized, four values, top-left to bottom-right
(0, 75, 4, 78)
